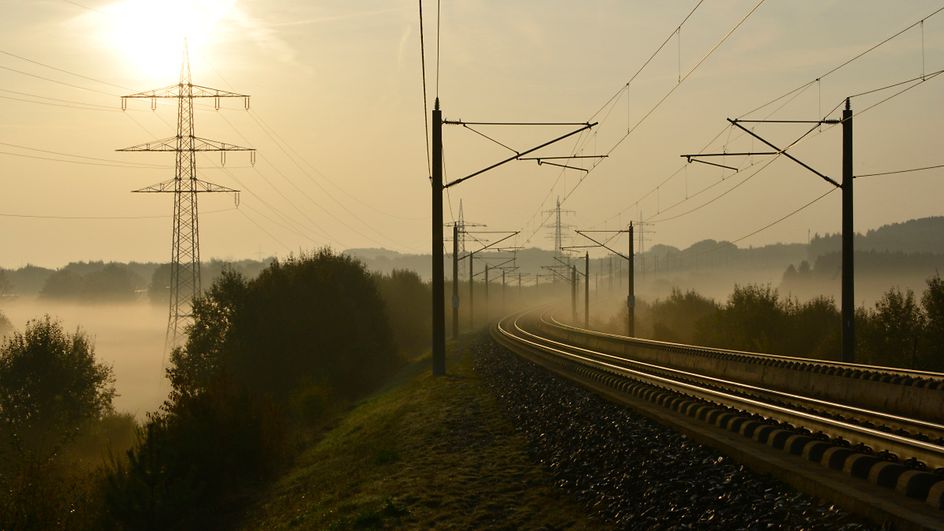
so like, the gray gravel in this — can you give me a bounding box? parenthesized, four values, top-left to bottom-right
(472, 333, 878, 530)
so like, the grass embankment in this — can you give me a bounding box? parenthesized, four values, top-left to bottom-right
(242, 338, 592, 529)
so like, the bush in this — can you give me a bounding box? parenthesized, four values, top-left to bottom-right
(0, 317, 118, 530)
(648, 289, 718, 343)
(373, 269, 431, 356)
(0, 310, 11, 337)
(0, 269, 12, 296)
(787, 296, 840, 359)
(922, 273, 944, 370)
(0, 316, 115, 458)
(39, 264, 143, 302)
(106, 250, 401, 527)
(697, 284, 786, 353)
(859, 287, 925, 367)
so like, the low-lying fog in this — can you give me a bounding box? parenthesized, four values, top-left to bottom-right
(2, 298, 168, 419)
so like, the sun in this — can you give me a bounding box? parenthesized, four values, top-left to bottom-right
(94, 0, 235, 83)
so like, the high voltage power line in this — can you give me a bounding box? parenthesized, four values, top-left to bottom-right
(648, 69, 944, 226)
(583, 4, 944, 239)
(0, 49, 416, 253)
(518, 0, 766, 247)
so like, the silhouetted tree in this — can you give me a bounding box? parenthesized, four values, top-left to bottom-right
(0, 317, 115, 459)
(39, 269, 84, 299)
(648, 289, 718, 343)
(373, 269, 431, 356)
(698, 284, 786, 353)
(787, 296, 840, 359)
(81, 264, 143, 302)
(0, 270, 12, 296)
(107, 250, 401, 528)
(859, 287, 925, 367)
(921, 273, 944, 370)
(0, 311, 11, 337)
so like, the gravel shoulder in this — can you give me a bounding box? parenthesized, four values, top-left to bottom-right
(475, 331, 877, 529)
(242, 330, 877, 529)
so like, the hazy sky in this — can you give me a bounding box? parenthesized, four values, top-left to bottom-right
(1, 0, 942, 268)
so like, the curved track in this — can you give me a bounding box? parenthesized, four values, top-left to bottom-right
(493, 308, 944, 516)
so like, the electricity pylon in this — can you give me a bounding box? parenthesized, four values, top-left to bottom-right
(544, 197, 574, 255)
(118, 42, 254, 350)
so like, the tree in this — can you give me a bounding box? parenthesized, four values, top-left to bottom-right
(39, 269, 84, 299)
(81, 263, 143, 302)
(0, 269, 12, 296)
(106, 250, 399, 527)
(861, 287, 925, 367)
(373, 269, 431, 355)
(921, 273, 944, 370)
(649, 289, 718, 343)
(698, 284, 786, 353)
(0, 311, 11, 337)
(0, 316, 115, 458)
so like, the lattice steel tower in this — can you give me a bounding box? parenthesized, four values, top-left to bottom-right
(544, 197, 574, 255)
(119, 42, 254, 349)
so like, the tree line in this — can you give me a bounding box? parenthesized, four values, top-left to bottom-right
(611, 273, 944, 371)
(0, 250, 432, 529)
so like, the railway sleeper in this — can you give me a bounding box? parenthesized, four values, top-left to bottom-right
(548, 352, 944, 510)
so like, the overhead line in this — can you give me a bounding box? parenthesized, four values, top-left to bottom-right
(697, 187, 837, 258)
(738, 4, 944, 119)
(0, 90, 123, 112)
(520, 0, 765, 247)
(245, 111, 418, 250)
(0, 141, 166, 168)
(0, 49, 132, 91)
(236, 207, 292, 253)
(856, 163, 944, 179)
(559, 0, 767, 205)
(590, 5, 944, 234)
(0, 148, 165, 169)
(587, 0, 706, 122)
(418, 0, 432, 179)
(248, 109, 425, 221)
(0, 207, 233, 220)
(0, 64, 117, 96)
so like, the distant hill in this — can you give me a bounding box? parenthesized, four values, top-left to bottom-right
(809, 216, 944, 257)
(343, 217, 942, 305)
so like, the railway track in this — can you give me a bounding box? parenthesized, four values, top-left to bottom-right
(492, 308, 944, 526)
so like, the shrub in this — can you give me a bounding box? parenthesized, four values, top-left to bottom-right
(697, 284, 786, 353)
(0, 310, 12, 337)
(373, 269, 431, 356)
(0, 316, 115, 458)
(648, 289, 718, 343)
(922, 273, 944, 370)
(860, 287, 925, 367)
(107, 250, 401, 527)
(0, 317, 117, 530)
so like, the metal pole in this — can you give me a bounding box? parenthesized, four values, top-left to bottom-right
(452, 224, 459, 340)
(584, 252, 590, 328)
(469, 253, 474, 330)
(432, 99, 445, 376)
(485, 264, 490, 321)
(502, 269, 506, 316)
(571, 265, 577, 323)
(628, 222, 635, 337)
(841, 98, 855, 363)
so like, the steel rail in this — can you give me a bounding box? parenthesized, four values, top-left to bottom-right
(544, 314, 944, 381)
(497, 313, 944, 470)
(523, 313, 944, 441)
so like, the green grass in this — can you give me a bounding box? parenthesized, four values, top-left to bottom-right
(241, 339, 592, 529)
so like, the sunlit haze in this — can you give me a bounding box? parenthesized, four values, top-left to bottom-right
(1, 1, 942, 267)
